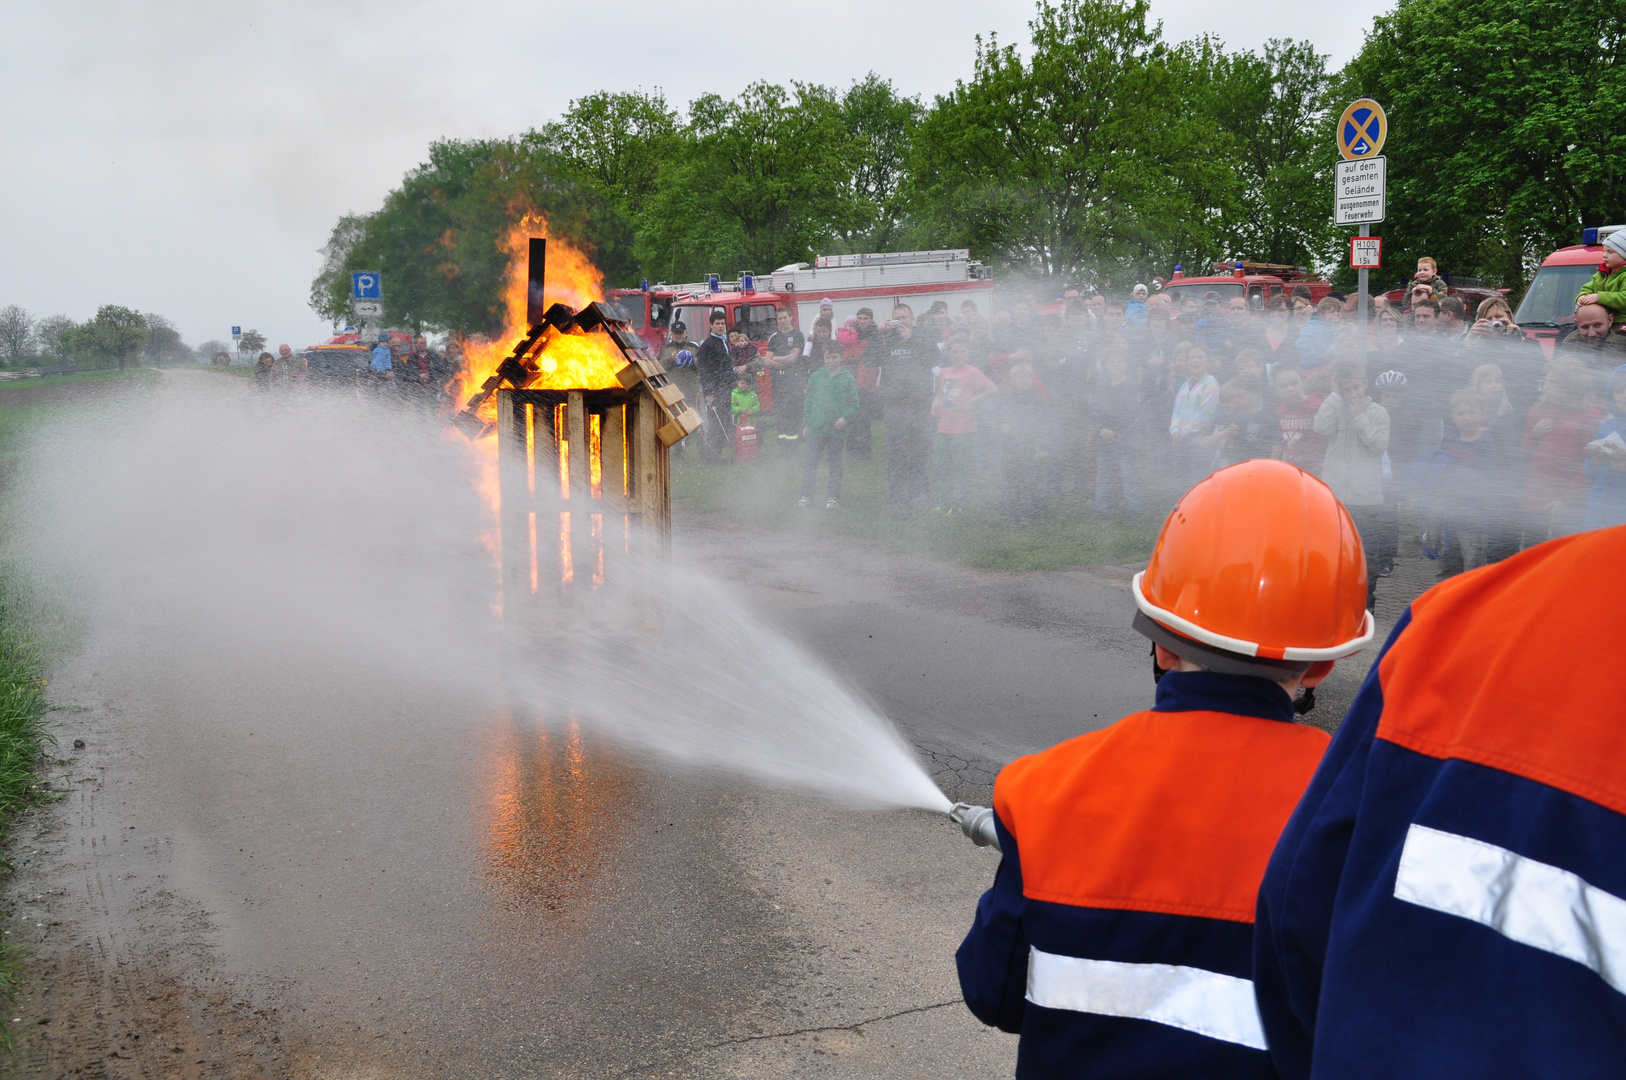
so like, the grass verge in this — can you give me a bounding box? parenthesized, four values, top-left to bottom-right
(0, 389, 84, 1039)
(0, 580, 56, 1033)
(671, 421, 1168, 571)
(0, 368, 159, 392)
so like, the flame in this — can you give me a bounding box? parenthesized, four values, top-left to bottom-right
(442, 211, 631, 585)
(446, 210, 627, 426)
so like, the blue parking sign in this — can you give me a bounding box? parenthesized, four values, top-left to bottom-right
(352, 272, 383, 300)
(231, 326, 241, 336)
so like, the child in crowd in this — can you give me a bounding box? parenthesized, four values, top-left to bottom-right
(1168, 344, 1220, 491)
(997, 361, 1051, 524)
(1202, 379, 1273, 470)
(1088, 349, 1142, 521)
(1315, 360, 1391, 605)
(1466, 362, 1524, 561)
(1523, 357, 1604, 542)
(1584, 363, 1626, 529)
(1411, 256, 1446, 302)
(1433, 389, 1500, 572)
(1373, 370, 1417, 481)
(798, 339, 859, 509)
(730, 373, 761, 461)
(932, 336, 999, 513)
(1124, 284, 1149, 329)
(1234, 349, 1268, 402)
(1295, 298, 1342, 374)
(1273, 365, 1326, 473)
(1576, 230, 1626, 327)
(727, 325, 759, 372)
(730, 372, 760, 426)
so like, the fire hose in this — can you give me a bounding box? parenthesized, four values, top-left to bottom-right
(949, 802, 1000, 852)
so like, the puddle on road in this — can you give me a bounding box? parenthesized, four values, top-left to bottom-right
(477, 714, 644, 917)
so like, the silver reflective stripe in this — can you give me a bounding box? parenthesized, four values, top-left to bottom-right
(1394, 823, 1626, 996)
(1025, 947, 1267, 1050)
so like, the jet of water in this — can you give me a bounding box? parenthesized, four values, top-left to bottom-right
(12, 375, 951, 814)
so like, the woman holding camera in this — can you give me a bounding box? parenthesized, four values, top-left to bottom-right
(1467, 296, 1543, 416)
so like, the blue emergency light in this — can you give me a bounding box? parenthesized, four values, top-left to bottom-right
(708, 274, 720, 293)
(641, 278, 650, 291)
(742, 272, 755, 293)
(1174, 264, 1182, 273)
(1235, 261, 1244, 271)
(1583, 228, 1600, 246)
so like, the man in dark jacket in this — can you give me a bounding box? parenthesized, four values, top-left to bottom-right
(694, 310, 737, 452)
(876, 303, 941, 510)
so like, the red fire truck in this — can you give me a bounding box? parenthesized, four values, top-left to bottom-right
(608, 249, 997, 351)
(1157, 260, 1333, 307)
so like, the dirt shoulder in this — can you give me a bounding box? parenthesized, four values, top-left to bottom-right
(2, 692, 281, 1078)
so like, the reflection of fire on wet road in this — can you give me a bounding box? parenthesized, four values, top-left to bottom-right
(479, 714, 642, 915)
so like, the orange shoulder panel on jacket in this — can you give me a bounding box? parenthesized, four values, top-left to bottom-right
(1377, 526, 1626, 816)
(994, 711, 1329, 923)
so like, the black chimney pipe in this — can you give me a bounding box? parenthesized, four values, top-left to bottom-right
(527, 238, 547, 327)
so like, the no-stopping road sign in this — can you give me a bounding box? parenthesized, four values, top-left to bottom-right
(1350, 236, 1382, 269)
(1338, 99, 1387, 160)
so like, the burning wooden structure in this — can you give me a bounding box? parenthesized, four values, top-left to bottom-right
(455, 239, 700, 608)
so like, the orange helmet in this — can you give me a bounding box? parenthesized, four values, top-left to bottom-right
(1133, 460, 1373, 674)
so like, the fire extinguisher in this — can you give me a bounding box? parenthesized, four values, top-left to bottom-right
(755, 367, 774, 411)
(734, 418, 760, 461)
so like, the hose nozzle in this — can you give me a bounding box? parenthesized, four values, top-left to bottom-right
(949, 802, 1001, 852)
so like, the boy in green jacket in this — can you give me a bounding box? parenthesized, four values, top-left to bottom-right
(798, 347, 859, 509)
(1577, 230, 1626, 326)
(730, 373, 760, 425)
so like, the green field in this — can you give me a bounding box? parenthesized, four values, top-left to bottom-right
(671, 423, 1166, 571)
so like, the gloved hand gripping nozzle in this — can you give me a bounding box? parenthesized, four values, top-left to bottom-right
(949, 803, 1001, 852)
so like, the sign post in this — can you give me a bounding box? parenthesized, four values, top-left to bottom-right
(231, 325, 242, 362)
(1336, 99, 1388, 369)
(351, 272, 384, 341)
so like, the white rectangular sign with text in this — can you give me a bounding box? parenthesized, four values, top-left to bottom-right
(1335, 157, 1386, 225)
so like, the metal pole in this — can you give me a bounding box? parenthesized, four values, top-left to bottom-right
(1357, 224, 1370, 369)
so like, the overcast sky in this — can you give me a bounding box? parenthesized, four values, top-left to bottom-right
(1, 0, 1390, 351)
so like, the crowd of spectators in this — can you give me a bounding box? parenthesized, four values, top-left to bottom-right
(700, 245, 1626, 598)
(251, 333, 458, 407)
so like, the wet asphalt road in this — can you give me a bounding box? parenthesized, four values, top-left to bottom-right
(9, 508, 1392, 1078)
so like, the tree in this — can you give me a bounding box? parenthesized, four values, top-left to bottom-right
(237, 329, 267, 358)
(541, 90, 678, 207)
(903, 0, 1242, 292)
(0, 305, 33, 361)
(63, 306, 147, 370)
(638, 81, 863, 283)
(837, 74, 923, 252)
(143, 313, 188, 365)
(537, 90, 681, 287)
(196, 339, 232, 365)
(309, 214, 370, 328)
(33, 315, 75, 362)
(1338, 0, 1626, 292)
(308, 136, 610, 334)
(1204, 39, 1334, 267)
